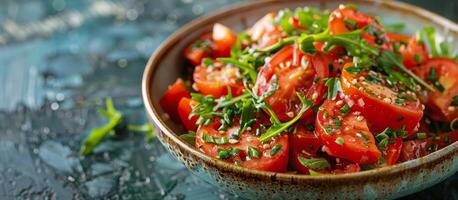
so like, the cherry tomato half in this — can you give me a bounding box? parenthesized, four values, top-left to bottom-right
(212, 23, 237, 57)
(414, 58, 458, 122)
(400, 131, 458, 161)
(341, 64, 424, 133)
(160, 79, 191, 120)
(177, 97, 199, 131)
(315, 96, 381, 164)
(193, 62, 244, 98)
(248, 13, 286, 48)
(254, 45, 329, 121)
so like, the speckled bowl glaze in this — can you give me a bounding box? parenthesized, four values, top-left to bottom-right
(142, 0, 458, 199)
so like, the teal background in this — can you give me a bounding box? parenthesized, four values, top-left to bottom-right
(0, 0, 456, 199)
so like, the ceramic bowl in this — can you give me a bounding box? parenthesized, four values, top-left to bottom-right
(142, 0, 458, 199)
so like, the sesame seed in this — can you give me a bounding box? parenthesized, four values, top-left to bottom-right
(247, 127, 252, 131)
(285, 61, 291, 68)
(279, 62, 285, 68)
(359, 76, 365, 81)
(336, 100, 343, 106)
(229, 139, 239, 144)
(356, 116, 364, 121)
(286, 112, 294, 118)
(448, 106, 456, 112)
(353, 111, 361, 115)
(351, 79, 357, 84)
(312, 92, 318, 100)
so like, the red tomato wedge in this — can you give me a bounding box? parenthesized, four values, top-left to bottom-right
(193, 62, 244, 98)
(212, 23, 237, 57)
(414, 58, 458, 122)
(196, 121, 289, 172)
(400, 131, 458, 161)
(177, 97, 199, 131)
(329, 7, 392, 49)
(383, 138, 403, 165)
(184, 33, 212, 66)
(289, 125, 323, 173)
(248, 13, 285, 48)
(316, 96, 381, 164)
(160, 79, 191, 120)
(254, 45, 329, 121)
(340, 64, 424, 133)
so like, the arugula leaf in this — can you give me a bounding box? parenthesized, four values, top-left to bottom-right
(233, 98, 256, 139)
(80, 98, 123, 156)
(383, 23, 406, 32)
(377, 50, 435, 91)
(259, 92, 312, 142)
(217, 57, 257, 82)
(324, 78, 342, 100)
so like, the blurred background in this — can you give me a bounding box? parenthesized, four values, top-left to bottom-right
(0, 0, 456, 199)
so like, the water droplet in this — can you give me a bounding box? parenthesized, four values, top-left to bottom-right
(117, 59, 128, 68)
(56, 93, 65, 101)
(192, 5, 204, 15)
(67, 176, 75, 182)
(126, 9, 138, 21)
(50, 102, 59, 110)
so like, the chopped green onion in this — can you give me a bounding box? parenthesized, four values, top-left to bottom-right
(416, 132, 427, 139)
(248, 146, 260, 159)
(217, 147, 233, 159)
(270, 144, 283, 156)
(340, 104, 350, 116)
(335, 137, 345, 145)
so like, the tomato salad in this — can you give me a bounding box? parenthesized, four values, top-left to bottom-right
(160, 5, 458, 175)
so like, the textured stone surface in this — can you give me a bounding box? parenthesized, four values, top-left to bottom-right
(0, 0, 456, 199)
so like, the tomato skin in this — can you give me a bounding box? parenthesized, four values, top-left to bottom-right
(193, 62, 244, 98)
(414, 58, 458, 122)
(340, 64, 423, 133)
(316, 96, 381, 164)
(329, 7, 392, 50)
(160, 79, 191, 121)
(400, 131, 458, 161)
(289, 126, 323, 174)
(196, 121, 289, 172)
(383, 138, 403, 165)
(212, 23, 237, 57)
(177, 98, 199, 131)
(254, 45, 328, 121)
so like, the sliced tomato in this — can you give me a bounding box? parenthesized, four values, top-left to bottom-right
(383, 138, 403, 165)
(196, 121, 289, 172)
(399, 36, 429, 69)
(184, 33, 212, 66)
(248, 13, 285, 48)
(329, 7, 391, 49)
(193, 62, 244, 98)
(316, 96, 381, 164)
(254, 45, 329, 121)
(177, 97, 199, 131)
(212, 23, 237, 57)
(400, 131, 458, 161)
(289, 125, 323, 173)
(341, 64, 423, 133)
(414, 58, 458, 122)
(160, 79, 191, 120)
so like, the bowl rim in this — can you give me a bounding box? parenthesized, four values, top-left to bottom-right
(142, 0, 458, 181)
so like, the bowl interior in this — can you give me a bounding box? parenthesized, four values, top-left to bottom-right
(145, 0, 458, 175)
